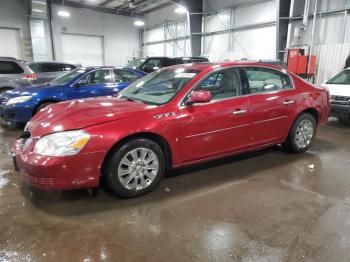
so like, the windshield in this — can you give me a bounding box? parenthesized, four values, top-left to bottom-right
(127, 58, 146, 69)
(50, 68, 88, 85)
(119, 68, 200, 105)
(326, 69, 350, 85)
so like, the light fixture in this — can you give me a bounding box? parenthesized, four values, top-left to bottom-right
(58, 10, 70, 17)
(175, 6, 188, 14)
(134, 20, 145, 27)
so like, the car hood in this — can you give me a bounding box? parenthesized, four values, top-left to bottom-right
(322, 84, 350, 97)
(3, 84, 63, 98)
(26, 97, 157, 137)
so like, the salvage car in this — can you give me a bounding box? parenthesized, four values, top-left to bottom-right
(0, 66, 146, 123)
(322, 68, 350, 121)
(12, 62, 330, 198)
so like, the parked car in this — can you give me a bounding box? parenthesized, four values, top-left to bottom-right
(322, 68, 350, 121)
(28, 61, 81, 84)
(12, 62, 329, 198)
(137, 56, 209, 73)
(127, 58, 146, 70)
(0, 66, 146, 123)
(0, 57, 37, 93)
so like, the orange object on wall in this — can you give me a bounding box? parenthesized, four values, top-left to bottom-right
(287, 49, 316, 76)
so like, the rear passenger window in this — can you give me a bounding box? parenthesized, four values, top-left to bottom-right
(244, 67, 292, 94)
(0, 61, 24, 74)
(42, 63, 63, 72)
(195, 69, 241, 100)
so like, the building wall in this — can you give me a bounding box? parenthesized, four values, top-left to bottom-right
(286, 0, 350, 83)
(51, 5, 140, 66)
(143, 4, 191, 57)
(202, 0, 277, 61)
(0, 0, 33, 60)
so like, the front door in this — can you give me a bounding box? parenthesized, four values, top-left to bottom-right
(179, 68, 251, 163)
(72, 69, 118, 99)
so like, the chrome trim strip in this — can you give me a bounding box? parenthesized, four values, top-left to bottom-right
(253, 115, 287, 124)
(184, 123, 250, 139)
(184, 115, 287, 139)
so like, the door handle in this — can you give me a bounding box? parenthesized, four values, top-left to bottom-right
(283, 100, 295, 105)
(233, 109, 247, 115)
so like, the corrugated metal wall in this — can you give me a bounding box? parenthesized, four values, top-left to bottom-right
(314, 43, 350, 83)
(202, 0, 277, 61)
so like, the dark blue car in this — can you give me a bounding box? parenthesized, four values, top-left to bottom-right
(0, 66, 146, 123)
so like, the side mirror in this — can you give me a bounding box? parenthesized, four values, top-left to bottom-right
(188, 90, 212, 105)
(74, 79, 88, 87)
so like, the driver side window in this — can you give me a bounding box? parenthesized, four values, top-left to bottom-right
(194, 69, 241, 100)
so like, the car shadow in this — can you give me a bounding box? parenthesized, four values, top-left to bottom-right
(22, 143, 325, 217)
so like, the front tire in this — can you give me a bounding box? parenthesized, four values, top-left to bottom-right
(283, 113, 316, 154)
(34, 102, 55, 115)
(103, 139, 165, 198)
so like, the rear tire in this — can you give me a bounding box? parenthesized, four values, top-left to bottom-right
(282, 113, 316, 154)
(102, 138, 165, 198)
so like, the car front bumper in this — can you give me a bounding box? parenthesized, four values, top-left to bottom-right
(330, 104, 350, 119)
(0, 104, 34, 123)
(13, 138, 104, 190)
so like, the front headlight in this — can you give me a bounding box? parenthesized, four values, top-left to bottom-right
(6, 96, 32, 105)
(33, 130, 90, 157)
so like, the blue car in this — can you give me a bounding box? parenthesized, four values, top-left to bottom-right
(0, 66, 146, 123)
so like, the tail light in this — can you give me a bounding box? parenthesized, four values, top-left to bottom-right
(23, 73, 37, 81)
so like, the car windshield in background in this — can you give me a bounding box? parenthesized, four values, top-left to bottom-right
(127, 59, 146, 69)
(120, 68, 200, 105)
(326, 69, 350, 85)
(50, 68, 87, 85)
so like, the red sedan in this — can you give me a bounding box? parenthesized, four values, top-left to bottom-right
(13, 62, 330, 198)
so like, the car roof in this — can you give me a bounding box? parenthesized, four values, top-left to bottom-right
(83, 66, 137, 71)
(0, 57, 19, 61)
(28, 61, 81, 65)
(165, 61, 284, 71)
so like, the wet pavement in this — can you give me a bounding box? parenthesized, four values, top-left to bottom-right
(0, 119, 350, 262)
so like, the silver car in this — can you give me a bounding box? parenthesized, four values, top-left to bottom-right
(28, 62, 81, 84)
(0, 57, 36, 93)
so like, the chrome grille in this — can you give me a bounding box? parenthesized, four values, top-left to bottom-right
(331, 95, 350, 105)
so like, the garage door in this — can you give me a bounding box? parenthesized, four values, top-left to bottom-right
(61, 33, 104, 66)
(0, 28, 22, 59)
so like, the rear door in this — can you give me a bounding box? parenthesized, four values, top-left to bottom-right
(241, 67, 297, 146)
(179, 68, 251, 163)
(71, 69, 118, 98)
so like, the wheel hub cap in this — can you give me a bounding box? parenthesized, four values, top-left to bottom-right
(295, 119, 314, 149)
(118, 148, 159, 191)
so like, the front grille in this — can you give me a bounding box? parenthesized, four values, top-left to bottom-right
(331, 95, 350, 105)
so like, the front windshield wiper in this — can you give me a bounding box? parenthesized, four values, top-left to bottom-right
(121, 96, 159, 106)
